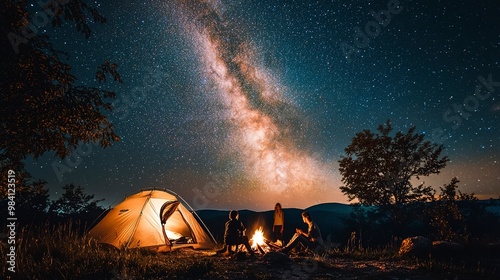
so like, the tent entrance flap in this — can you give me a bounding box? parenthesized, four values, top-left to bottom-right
(160, 201, 180, 248)
(160, 201, 180, 224)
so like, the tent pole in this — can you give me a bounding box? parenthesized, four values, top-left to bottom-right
(125, 189, 154, 249)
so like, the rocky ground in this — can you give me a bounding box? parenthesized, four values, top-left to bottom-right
(153, 249, 499, 280)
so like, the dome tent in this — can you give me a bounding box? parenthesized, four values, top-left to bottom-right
(89, 189, 217, 251)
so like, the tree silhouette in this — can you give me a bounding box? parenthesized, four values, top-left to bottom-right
(427, 177, 474, 242)
(50, 184, 103, 217)
(1, 0, 121, 166)
(0, 0, 120, 219)
(18, 179, 50, 213)
(339, 120, 449, 235)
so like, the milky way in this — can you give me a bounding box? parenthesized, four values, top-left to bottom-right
(174, 0, 339, 198)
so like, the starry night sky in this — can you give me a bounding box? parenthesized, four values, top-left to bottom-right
(25, 0, 499, 210)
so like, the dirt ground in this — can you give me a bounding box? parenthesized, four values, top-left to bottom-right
(162, 250, 499, 280)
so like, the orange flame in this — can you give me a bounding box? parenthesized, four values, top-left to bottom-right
(251, 227, 265, 249)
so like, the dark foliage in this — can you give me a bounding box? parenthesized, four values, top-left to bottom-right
(1, 0, 121, 166)
(425, 178, 500, 244)
(49, 183, 104, 218)
(339, 120, 448, 235)
(426, 177, 472, 242)
(1, 0, 119, 227)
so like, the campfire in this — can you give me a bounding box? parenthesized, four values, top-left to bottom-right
(250, 227, 280, 254)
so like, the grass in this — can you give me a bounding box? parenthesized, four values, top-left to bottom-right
(1, 222, 498, 279)
(0, 222, 218, 279)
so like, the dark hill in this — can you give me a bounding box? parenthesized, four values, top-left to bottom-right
(197, 204, 354, 244)
(196, 199, 500, 245)
(306, 202, 353, 215)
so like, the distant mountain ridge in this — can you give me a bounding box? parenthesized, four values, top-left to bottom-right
(197, 203, 356, 244)
(197, 199, 500, 244)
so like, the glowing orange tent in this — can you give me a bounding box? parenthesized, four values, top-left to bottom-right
(89, 189, 217, 251)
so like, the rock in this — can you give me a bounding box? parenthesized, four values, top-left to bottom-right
(398, 236, 432, 257)
(263, 251, 291, 265)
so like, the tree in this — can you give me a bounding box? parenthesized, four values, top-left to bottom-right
(0, 1, 121, 214)
(0, 0, 121, 166)
(338, 120, 449, 235)
(427, 177, 474, 242)
(49, 184, 103, 217)
(18, 179, 50, 213)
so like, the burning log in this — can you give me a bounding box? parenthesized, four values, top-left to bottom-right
(251, 227, 274, 254)
(256, 243, 265, 254)
(263, 239, 282, 251)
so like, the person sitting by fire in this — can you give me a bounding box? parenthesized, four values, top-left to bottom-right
(216, 210, 256, 258)
(279, 211, 324, 255)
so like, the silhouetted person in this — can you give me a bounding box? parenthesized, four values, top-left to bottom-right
(279, 211, 324, 254)
(273, 202, 285, 246)
(216, 210, 255, 257)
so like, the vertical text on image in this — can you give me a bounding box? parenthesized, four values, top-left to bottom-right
(6, 169, 17, 273)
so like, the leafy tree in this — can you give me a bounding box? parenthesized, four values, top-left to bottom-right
(0, 0, 121, 166)
(1, 1, 120, 218)
(50, 184, 103, 217)
(427, 177, 473, 242)
(430, 179, 500, 244)
(338, 120, 449, 235)
(18, 179, 51, 213)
